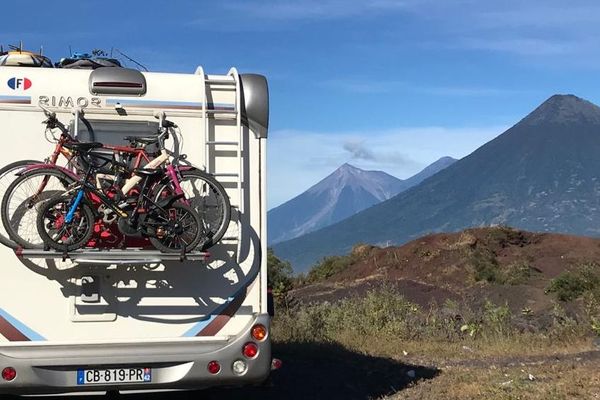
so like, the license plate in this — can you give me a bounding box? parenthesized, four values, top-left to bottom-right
(76, 367, 152, 385)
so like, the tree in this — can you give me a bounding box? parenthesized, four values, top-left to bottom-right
(267, 248, 293, 296)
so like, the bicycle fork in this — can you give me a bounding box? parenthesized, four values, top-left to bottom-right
(65, 189, 84, 224)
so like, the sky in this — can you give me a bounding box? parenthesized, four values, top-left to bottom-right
(4, 0, 600, 207)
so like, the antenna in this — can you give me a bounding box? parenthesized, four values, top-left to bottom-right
(39, 45, 43, 56)
(112, 48, 148, 71)
(69, 45, 72, 57)
(19, 40, 22, 53)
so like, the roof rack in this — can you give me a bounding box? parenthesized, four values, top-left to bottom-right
(15, 248, 210, 264)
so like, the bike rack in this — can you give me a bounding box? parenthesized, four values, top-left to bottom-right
(14, 248, 210, 264)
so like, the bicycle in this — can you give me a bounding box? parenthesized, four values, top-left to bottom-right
(2, 109, 231, 251)
(37, 141, 203, 253)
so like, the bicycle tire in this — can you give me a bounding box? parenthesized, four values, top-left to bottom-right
(153, 169, 231, 250)
(2, 168, 76, 249)
(36, 195, 94, 252)
(0, 160, 41, 248)
(147, 202, 202, 253)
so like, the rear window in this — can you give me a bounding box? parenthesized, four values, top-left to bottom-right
(73, 119, 160, 149)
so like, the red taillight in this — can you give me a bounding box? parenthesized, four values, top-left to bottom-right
(243, 342, 259, 358)
(271, 358, 283, 370)
(207, 361, 221, 374)
(251, 324, 267, 341)
(2, 367, 16, 381)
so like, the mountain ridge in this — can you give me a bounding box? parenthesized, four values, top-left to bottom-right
(268, 157, 456, 245)
(273, 94, 600, 272)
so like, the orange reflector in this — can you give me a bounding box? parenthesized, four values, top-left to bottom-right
(2, 367, 16, 381)
(251, 324, 267, 341)
(243, 342, 259, 358)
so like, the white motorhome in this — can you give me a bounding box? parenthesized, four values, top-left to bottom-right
(0, 64, 271, 394)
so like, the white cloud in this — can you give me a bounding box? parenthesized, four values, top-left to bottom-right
(268, 125, 507, 208)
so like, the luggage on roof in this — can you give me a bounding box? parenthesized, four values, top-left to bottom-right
(56, 50, 123, 69)
(0, 50, 53, 68)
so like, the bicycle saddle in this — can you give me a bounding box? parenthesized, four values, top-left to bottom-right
(125, 136, 159, 145)
(65, 142, 103, 152)
(133, 168, 163, 177)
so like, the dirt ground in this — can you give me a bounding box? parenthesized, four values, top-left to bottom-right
(19, 339, 600, 400)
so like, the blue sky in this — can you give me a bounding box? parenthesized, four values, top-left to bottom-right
(4, 0, 600, 207)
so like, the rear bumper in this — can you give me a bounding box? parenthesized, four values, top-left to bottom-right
(0, 314, 271, 395)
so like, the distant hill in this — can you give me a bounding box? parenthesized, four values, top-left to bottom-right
(274, 94, 600, 272)
(291, 227, 600, 320)
(268, 158, 456, 245)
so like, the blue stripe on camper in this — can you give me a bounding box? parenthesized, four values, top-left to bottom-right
(0, 95, 31, 104)
(0, 308, 45, 341)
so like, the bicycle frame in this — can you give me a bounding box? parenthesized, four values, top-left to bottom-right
(64, 168, 184, 234)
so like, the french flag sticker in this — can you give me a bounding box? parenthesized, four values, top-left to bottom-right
(7, 77, 32, 91)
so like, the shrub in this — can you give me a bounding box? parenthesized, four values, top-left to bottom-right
(267, 248, 294, 296)
(486, 225, 529, 247)
(306, 254, 355, 283)
(546, 262, 600, 301)
(470, 248, 500, 283)
(504, 261, 533, 285)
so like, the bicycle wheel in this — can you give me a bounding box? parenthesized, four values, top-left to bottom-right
(147, 202, 202, 253)
(153, 169, 231, 250)
(2, 168, 76, 249)
(0, 160, 41, 248)
(181, 170, 231, 250)
(37, 195, 94, 252)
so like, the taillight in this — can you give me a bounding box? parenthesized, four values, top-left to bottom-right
(207, 360, 221, 374)
(271, 358, 283, 370)
(242, 342, 259, 358)
(251, 324, 267, 341)
(1, 367, 16, 381)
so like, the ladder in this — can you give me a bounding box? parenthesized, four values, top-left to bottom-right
(195, 67, 244, 262)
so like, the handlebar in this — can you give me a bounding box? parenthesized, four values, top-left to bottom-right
(39, 104, 56, 120)
(39, 105, 69, 136)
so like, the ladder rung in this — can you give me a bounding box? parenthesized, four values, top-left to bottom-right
(220, 236, 238, 241)
(205, 79, 236, 85)
(206, 141, 239, 145)
(206, 109, 237, 114)
(213, 173, 239, 178)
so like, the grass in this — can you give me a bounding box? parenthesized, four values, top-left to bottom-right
(266, 284, 600, 399)
(272, 285, 595, 350)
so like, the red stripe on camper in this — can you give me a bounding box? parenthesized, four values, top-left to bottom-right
(197, 279, 258, 337)
(0, 315, 29, 341)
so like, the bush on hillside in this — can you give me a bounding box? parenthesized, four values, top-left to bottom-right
(267, 248, 294, 296)
(547, 262, 600, 301)
(306, 255, 355, 283)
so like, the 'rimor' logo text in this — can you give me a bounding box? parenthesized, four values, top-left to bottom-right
(7, 77, 32, 91)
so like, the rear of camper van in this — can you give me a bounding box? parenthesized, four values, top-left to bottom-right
(0, 65, 270, 394)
